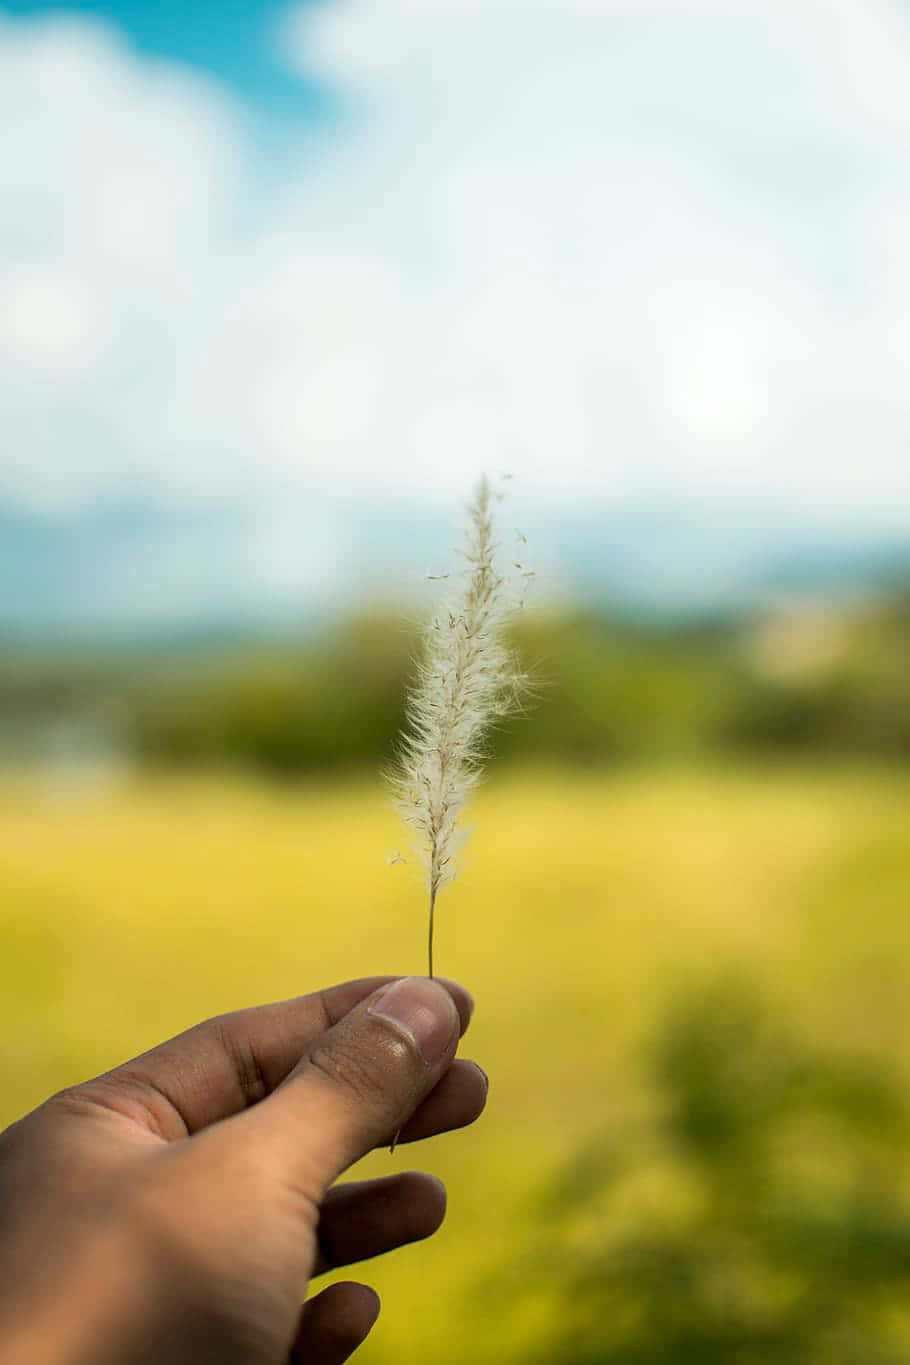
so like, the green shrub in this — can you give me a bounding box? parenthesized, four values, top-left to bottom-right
(511, 982, 910, 1364)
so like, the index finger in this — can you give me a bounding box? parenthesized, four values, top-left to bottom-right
(72, 977, 473, 1140)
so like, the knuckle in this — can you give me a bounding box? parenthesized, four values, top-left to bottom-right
(212, 1018, 268, 1110)
(42, 1083, 97, 1118)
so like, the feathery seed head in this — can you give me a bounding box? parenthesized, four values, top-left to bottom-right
(390, 477, 530, 973)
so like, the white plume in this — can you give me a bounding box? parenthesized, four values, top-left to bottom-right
(390, 476, 528, 976)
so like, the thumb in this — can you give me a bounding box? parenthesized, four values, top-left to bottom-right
(241, 977, 462, 1197)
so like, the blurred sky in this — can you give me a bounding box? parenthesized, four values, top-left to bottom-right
(2, 0, 910, 629)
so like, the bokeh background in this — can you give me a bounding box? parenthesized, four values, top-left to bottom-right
(3, 2, 910, 1360)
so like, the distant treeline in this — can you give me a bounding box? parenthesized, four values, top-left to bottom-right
(2, 593, 909, 773)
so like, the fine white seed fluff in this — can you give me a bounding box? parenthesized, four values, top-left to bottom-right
(390, 477, 528, 975)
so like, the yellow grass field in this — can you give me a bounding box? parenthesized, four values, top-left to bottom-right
(1, 765, 909, 1363)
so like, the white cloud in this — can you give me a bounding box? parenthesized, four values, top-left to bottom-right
(2, 0, 910, 529)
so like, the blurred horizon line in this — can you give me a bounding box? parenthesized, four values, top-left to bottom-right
(3, 489, 910, 640)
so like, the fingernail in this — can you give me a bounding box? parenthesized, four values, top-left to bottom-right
(472, 1061, 490, 1096)
(368, 977, 457, 1065)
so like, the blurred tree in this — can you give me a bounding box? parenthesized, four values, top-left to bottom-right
(510, 982, 910, 1364)
(129, 611, 418, 775)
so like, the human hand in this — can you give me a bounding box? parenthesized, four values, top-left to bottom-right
(0, 975, 486, 1365)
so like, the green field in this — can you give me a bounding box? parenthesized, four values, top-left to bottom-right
(2, 765, 909, 1362)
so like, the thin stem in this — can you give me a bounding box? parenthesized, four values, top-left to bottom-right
(427, 888, 437, 979)
(392, 887, 437, 1156)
